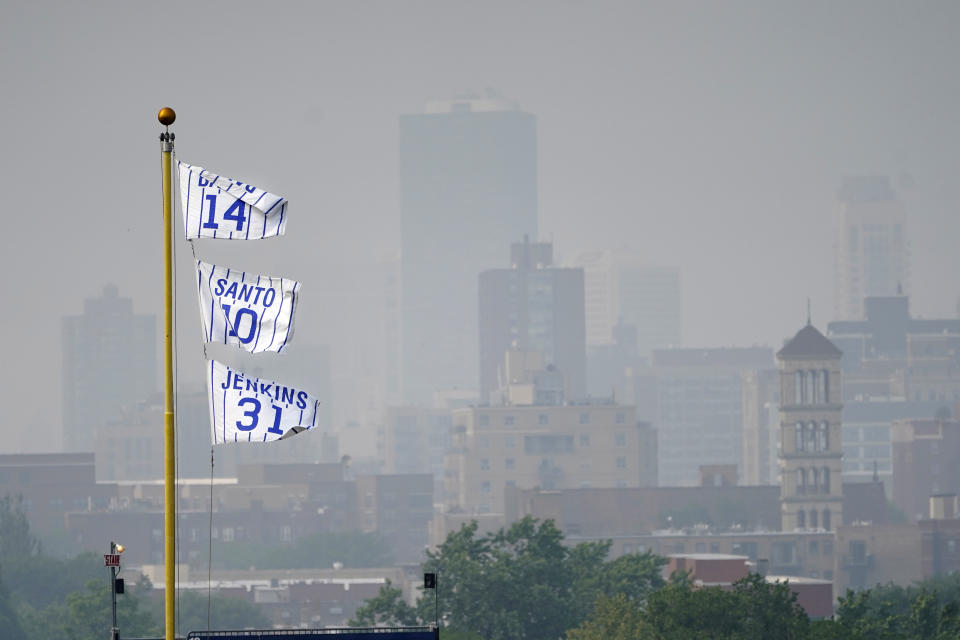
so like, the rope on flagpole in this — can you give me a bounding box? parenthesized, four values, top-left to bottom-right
(208, 446, 215, 632)
(187, 239, 208, 361)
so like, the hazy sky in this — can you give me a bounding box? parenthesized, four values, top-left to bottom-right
(2, 1, 959, 451)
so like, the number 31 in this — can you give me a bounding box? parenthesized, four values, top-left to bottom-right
(236, 397, 284, 435)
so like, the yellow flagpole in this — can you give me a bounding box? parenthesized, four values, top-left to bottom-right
(158, 107, 176, 640)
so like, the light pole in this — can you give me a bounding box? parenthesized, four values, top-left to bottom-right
(107, 541, 125, 640)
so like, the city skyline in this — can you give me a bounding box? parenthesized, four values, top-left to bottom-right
(4, 2, 960, 451)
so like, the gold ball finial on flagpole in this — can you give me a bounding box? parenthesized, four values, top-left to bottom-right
(158, 107, 176, 126)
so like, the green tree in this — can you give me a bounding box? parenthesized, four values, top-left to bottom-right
(0, 495, 39, 559)
(18, 601, 68, 640)
(0, 566, 26, 640)
(64, 579, 158, 640)
(566, 593, 649, 640)
(832, 576, 960, 640)
(5, 552, 102, 607)
(350, 579, 421, 627)
(571, 574, 809, 640)
(733, 574, 809, 639)
(353, 517, 666, 640)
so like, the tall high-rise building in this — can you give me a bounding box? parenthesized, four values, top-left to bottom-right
(833, 176, 910, 321)
(777, 323, 844, 532)
(400, 91, 538, 402)
(741, 368, 780, 486)
(653, 347, 774, 487)
(478, 239, 586, 402)
(569, 249, 680, 356)
(61, 284, 156, 452)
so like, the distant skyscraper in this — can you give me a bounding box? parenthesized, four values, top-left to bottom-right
(478, 239, 586, 402)
(833, 176, 910, 321)
(570, 250, 680, 356)
(61, 285, 156, 453)
(653, 347, 774, 486)
(400, 91, 538, 402)
(741, 368, 780, 486)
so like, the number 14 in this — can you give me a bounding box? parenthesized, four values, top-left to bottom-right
(202, 194, 248, 231)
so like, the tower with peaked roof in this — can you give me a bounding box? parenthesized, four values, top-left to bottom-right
(777, 323, 844, 531)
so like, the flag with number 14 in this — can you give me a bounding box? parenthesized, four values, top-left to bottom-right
(178, 161, 288, 240)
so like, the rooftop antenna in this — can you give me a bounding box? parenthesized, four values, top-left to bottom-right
(807, 298, 812, 326)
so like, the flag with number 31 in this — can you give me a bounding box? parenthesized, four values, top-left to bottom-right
(178, 161, 288, 240)
(207, 360, 319, 445)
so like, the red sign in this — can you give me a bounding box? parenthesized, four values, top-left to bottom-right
(104, 554, 120, 567)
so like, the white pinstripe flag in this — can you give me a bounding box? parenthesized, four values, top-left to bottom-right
(196, 260, 299, 353)
(179, 161, 288, 240)
(207, 360, 320, 445)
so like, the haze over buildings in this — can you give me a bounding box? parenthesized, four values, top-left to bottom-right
(833, 176, 910, 321)
(62, 285, 156, 453)
(400, 92, 537, 403)
(5, 2, 960, 619)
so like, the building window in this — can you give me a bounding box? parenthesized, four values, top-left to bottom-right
(710, 543, 721, 553)
(695, 542, 706, 553)
(809, 540, 819, 555)
(821, 370, 829, 403)
(810, 510, 819, 529)
(849, 540, 867, 565)
(797, 468, 806, 495)
(480, 459, 490, 471)
(479, 414, 489, 427)
(579, 412, 590, 424)
(772, 542, 797, 565)
(823, 509, 831, 531)
(821, 467, 831, 493)
(796, 422, 804, 452)
(616, 457, 626, 469)
(505, 435, 516, 448)
(579, 435, 590, 447)
(797, 510, 806, 528)
(615, 412, 626, 424)
(823, 540, 833, 555)
(481, 481, 491, 493)
(504, 415, 515, 426)
(795, 371, 804, 404)
(615, 433, 627, 447)
(806, 370, 816, 404)
(805, 422, 817, 452)
(817, 422, 829, 452)
(538, 413, 549, 425)
(505, 458, 515, 470)
(810, 467, 819, 493)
